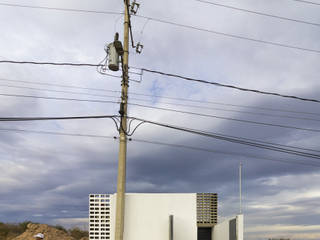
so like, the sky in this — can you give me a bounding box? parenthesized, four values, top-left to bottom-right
(0, 0, 320, 239)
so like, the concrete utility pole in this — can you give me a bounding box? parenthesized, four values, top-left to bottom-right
(115, 1, 130, 240)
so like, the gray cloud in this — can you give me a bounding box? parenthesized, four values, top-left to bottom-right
(0, 0, 319, 239)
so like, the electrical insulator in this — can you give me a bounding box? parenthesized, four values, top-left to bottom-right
(136, 42, 143, 54)
(107, 43, 119, 71)
(130, 1, 140, 15)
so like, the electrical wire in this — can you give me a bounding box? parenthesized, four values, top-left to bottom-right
(0, 60, 137, 80)
(128, 94, 320, 116)
(130, 138, 320, 167)
(0, 111, 319, 162)
(0, 60, 101, 67)
(194, 0, 320, 27)
(1, 59, 319, 103)
(0, 127, 116, 140)
(129, 98, 320, 122)
(1, 92, 320, 133)
(0, 83, 121, 99)
(0, 84, 317, 154)
(0, 92, 120, 105)
(0, 127, 319, 167)
(129, 103, 320, 132)
(0, 115, 117, 122)
(139, 68, 320, 103)
(0, 78, 121, 93)
(0, 2, 123, 15)
(0, 2, 319, 53)
(134, 15, 320, 54)
(192, 129, 320, 154)
(0, 91, 318, 156)
(292, 0, 320, 6)
(1, 77, 320, 117)
(130, 116, 320, 160)
(2, 82, 320, 122)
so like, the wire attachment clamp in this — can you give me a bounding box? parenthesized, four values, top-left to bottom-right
(130, 0, 140, 15)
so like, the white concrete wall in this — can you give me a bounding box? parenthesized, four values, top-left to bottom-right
(212, 218, 230, 240)
(110, 193, 197, 240)
(236, 215, 243, 240)
(212, 214, 243, 240)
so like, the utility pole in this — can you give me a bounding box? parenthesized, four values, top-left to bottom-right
(239, 162, 242, 214)
(115, 1, 130, 240)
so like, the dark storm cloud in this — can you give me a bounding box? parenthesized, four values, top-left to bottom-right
(0, 0, 319, 239)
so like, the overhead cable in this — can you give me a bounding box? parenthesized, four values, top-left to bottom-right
(1, 92, 319, 132)
(0, 2, 123, 15)
(0, 113, 319, 161)
(129, 99, 320, 122)
(0, 60, 101, 67)
(2, 81, 320, 122)
(0, 92, 119, 105)
(0, 83, 121, 99)
(130, 116, 320, 159)
(1, 60, 319, 103)
(0, 115, 117, 122)
(131, 138, 320, 167)
(140, 68, 320, 103)
(134, 15, 320, 54)
(129, 103, 320, 132)
(0, 1, 318, 53)
(1, 77, 319, 117)
(1, 127, 319, 167)
(292, 0, 320, 6)
(194, 0, 320, 27)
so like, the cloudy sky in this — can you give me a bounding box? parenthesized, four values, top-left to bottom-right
(0, 0, 320, 239)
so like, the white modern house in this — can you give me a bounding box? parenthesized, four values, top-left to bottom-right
(89, 193, 243, 240)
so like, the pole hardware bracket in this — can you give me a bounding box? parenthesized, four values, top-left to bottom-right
(114, 32, 124, 56)
(119, 102, 125, 117)
(130, 1, 140, 15)
(136, 42, 143, 54)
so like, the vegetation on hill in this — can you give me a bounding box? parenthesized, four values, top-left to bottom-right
(0, 222, 88, 240)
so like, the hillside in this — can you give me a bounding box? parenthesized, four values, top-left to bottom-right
(0, 222, 88, 240)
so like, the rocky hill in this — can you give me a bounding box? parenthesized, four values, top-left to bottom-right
(12, 223, 74, 240)
(8, 223, 88, 240)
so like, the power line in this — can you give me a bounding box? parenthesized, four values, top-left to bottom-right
(194, 0, 320, 27)
(0, 126, 319, 167)
(0, 78, 121, 94)
(292, 0, 320, 6)
(0, 127, 116, 139)
(0, 115, 117, 122)
(0, 2, 123, 15)
(0, 61, 138, 80)
(1, 77, 318, 117)
(134, 15, 320, 54)
(2, 59, 319, 103)
(197, 129, 320, 154)
(0, 60, 102, 67)
(140, 68, 320, 103)
(129, 103, 320, 132)
(128, 92, 320, 116)
(0, 92, 119, 105)
(2, 90, 315, 153)
(0, 94, 317, 156)
(131, 116, 320, 160)
(131, 116, 320, 154)
(1, 92, 319, 132)
(2, 81, 320, 122)
(131, 138, 320, 167)
(0, 2, 319, 54)
(129, 98, 320, 122)
(0, 83, 121, 100)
